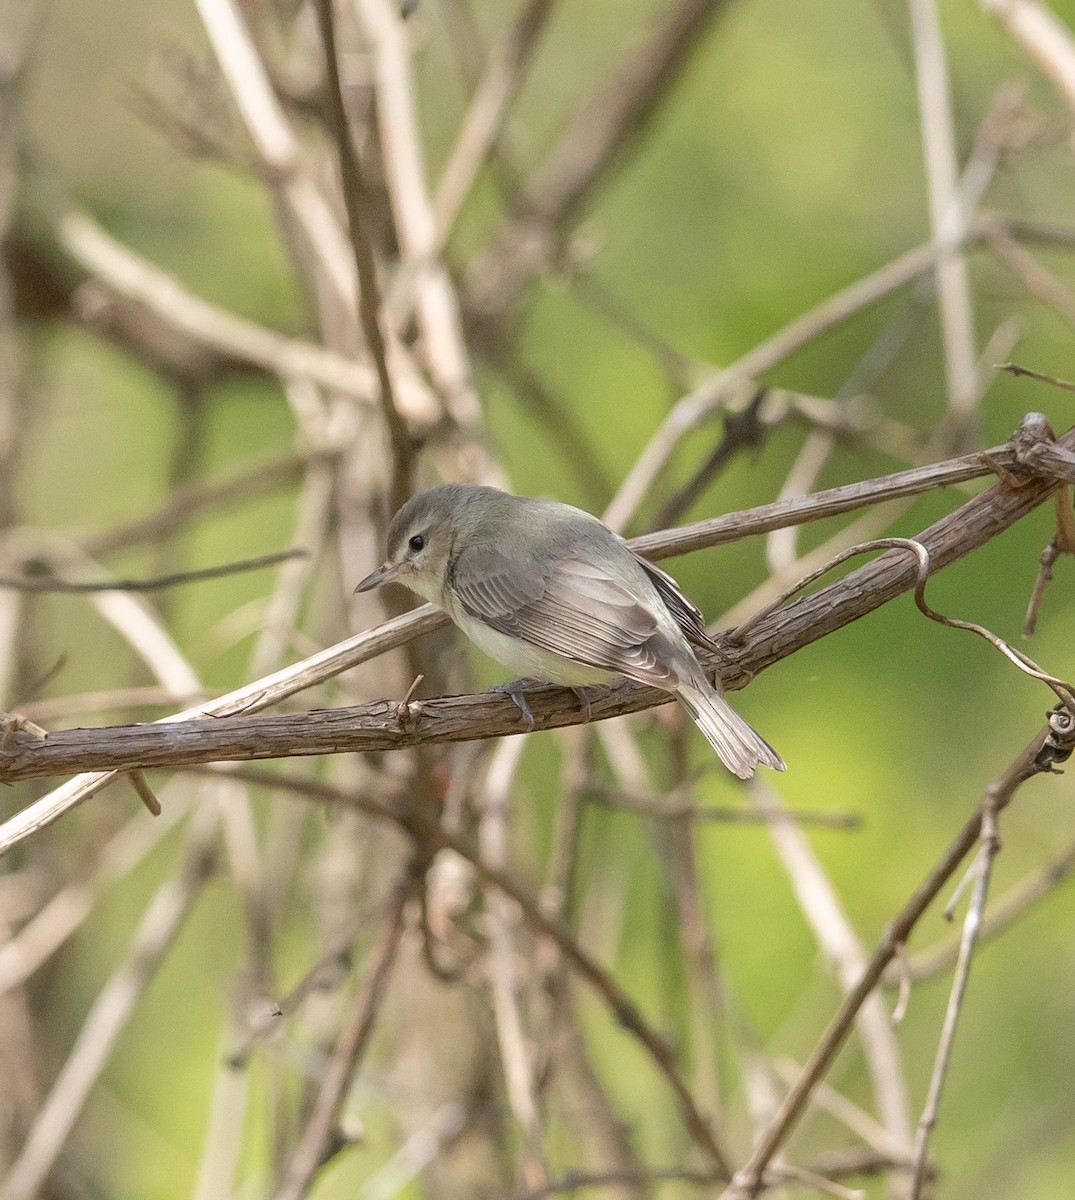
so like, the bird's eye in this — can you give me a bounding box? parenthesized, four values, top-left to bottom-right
(408, 534, 425, 553)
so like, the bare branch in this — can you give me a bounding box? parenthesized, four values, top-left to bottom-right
(194, 0, 357, 311)
(1, 421, 1071, 803)
(480, 737, 550, 1185)
(909, 0, 978, 419)
(314, 0, 412, 512)
(274, 868, 411, 1200)
(0, 795, 190, 994)
(749, 778, 911, 1156)
(0, 819, 217, 1200)
(58, 212, 426, 412)
(722, 714, 1075, 1198)
(909, 794, 1002, 1196)
(430, 0, 556, 246)
(82, 452, 322, 558)
(466, 0, 735, 317)
(885, 833, 1075, 984)
(981, 0, 1075, 111)
(604, 233, 974, 532)
(0, 548, 305, 593)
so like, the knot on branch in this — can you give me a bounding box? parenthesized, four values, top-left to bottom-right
(1038, 703, 1075, 770)
(1012, 411, 1055, 462)
(0, 712, 48, 751)
(1006, 412, 1075, 487)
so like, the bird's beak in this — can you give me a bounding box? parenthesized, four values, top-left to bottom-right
(354, 561, 403, 593)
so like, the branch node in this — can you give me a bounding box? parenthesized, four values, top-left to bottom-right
(1037, 703, 1075, 770)
(395, 674, 425, 730)
(0, 712, 48, 750)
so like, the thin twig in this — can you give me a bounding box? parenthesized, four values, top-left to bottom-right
(908, 792, 1002, 1196)
(192, 1022, 252, 1200)
(430, 0, 556, 247)
(57, 212, 425, 411)
(190, 763, 733, 1172)
(773, 1062, 910, 1164)
(584, 782, 860, 829)
(604, 232, 982, 532)
(722, 721, 1073, 1198)
(479, 736, 550, 1186)
(884, 833, 1075, 984)
(194, 0, 357, 311)
(357, 0, 484, 443)
(749, 778, 911, 1157)
(440, 826, 733, 1172)
(0, 548, 305, 592)
(0, 817, 217, 1200)
(981, 0, 1075, 112)
(991, 228, 1075, 332)
(127, 769, 162, 816)
(274, 867, 411, 1200)
(909, 0, 978, 419)
(999, 361, 1075, 393)
(82, 452, 322, 558)
(0, 791, 191, 994)
(466, 0, 734, 318)
(314, 0, 412, 513)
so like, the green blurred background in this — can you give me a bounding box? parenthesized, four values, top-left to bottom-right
(6, 0, 1075, 1196)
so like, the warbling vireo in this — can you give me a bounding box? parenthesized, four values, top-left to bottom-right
(355, 484, 784, 779)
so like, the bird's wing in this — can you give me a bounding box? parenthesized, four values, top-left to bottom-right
(631, 554, 718, 651)
(449, 543, 680, 688)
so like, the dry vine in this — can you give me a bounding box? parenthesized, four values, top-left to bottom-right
(3, 3, 1075, 1200)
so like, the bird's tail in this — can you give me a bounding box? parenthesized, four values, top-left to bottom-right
(676, 678, 785, 779)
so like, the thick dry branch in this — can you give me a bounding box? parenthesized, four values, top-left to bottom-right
(59, 214, 378, 403)
(1, 420, 1070, 786)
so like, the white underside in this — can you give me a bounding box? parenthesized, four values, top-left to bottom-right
(452, 608, 616, 686)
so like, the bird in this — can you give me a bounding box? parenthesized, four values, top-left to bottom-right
(354, 484, 784, 779)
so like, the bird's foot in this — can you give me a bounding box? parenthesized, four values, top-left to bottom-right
(569, 684, 617, 722)
(489, 681, 620, 730)
(571, 687, 592, 722)
(489, 679, 538, 732)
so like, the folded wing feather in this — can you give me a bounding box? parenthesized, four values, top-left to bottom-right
(449, 544, 681, 689)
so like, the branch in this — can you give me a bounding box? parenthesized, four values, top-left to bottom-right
(909, 0, 978, 418)
(0, 821, 217, 1199)
(274, 869, 411, 1200)
(430, 0, 556, 245)
(1, 418, 1071, 861)
(0, 418, 1070, 797)
(981, 0, 1075, 112)
(57, 213, 401, 409)
(722, 706, 1075, 1197)
(0, 549, 305, 593)
(194, 0, 357, 311)
(83, 452, 321, 558)
(314, 0, 412, 512)
(465, 0, 734, 318)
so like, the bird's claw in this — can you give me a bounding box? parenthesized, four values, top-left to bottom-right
(489, 680, 537, 732)
(489, 681, 614, 731)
